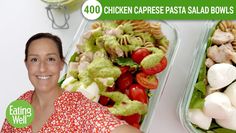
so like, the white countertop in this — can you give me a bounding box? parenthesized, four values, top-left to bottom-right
(0, 1, 206, 132)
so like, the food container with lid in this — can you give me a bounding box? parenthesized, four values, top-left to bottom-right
(179, 20, 236, 133)
(41, 0, 83, 29)
(61, 19, 180, 133)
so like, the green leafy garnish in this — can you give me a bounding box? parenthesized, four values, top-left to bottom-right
(69, 52, 78, 62)
(189, 89, 205, 109)
(212, 128, 236, 133)
(195, 81, 206, 96)
(198, 58, 207, 82)
(115, 57, 138, 69)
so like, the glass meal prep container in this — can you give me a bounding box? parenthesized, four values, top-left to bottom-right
(179, 20, 236, 133)
(60, 19, 180, 133)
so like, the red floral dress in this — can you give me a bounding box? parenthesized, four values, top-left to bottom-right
(1, 91, 126, 133)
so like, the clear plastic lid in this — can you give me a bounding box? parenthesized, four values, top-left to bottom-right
(62, 19, 180, 132)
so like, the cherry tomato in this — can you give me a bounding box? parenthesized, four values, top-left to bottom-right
(136, 72, 158, 89)
(131, 123, 140, 129)
(115, 115, 123, 120)
(142, 56, 168, 75)
(124, 88, 130, 97)
(107, 86, 116, 92)
(122, 113, 141, 126)
(99, 96, 110, 106)
(116, 72, 133, 93)
(98, 87, 115, 106)
(128, 84, 148, 103)
(119, 66, 129, 75)
(131, 48, 150, 64)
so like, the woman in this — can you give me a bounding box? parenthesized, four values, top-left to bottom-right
(1, 33, 141, 133)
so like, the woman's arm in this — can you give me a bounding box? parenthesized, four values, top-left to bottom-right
(111, 124, 142, 133)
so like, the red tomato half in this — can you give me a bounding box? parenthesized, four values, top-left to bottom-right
(142, 56, 168, 75)
(99, 96, 110, 106)
(116, 72, 133, 93)
(115, 115, 123, 120)
(131, 48, 150, 64)
(131, 123, 140, 129)
(119, 66, 129, 75)
(128, 84, 148, 103)
(136, 72, 158, 89)
(122, 113, 141, 126)
(98, 87, 115, 106)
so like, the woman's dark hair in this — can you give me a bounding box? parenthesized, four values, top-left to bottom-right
(24, 33, 64, 61)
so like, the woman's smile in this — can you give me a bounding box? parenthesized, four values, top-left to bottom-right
(36, 75, 51, 80)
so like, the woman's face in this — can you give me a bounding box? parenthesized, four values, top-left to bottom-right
(25, 38, 64, 92)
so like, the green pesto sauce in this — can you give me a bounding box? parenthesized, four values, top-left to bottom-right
(141, 52, 164, 69)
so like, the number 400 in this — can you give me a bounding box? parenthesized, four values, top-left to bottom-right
(84, 5, 100, 14)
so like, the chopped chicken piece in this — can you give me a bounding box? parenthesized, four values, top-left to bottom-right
(105, 29, 123, 36)
(69, 62, 79, 70)
(78, 61, 90, 73)
(205, 58, 215, 68)
(76, 44, 83, 53)
(83, 31, 92, 40)
(79, 51, 93, 62)
(229, 52, 236, 63)
(212, 29, 234, 45)
(67, 62, 79, 78)
(207, 44, 235, 64)
(225, 43, 235, 51)
(93, 50, 107, 59)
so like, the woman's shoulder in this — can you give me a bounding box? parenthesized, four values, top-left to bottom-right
(55, 91, 90, 107)
(17, 90, 34, 103)
(59, 91, 87, 102)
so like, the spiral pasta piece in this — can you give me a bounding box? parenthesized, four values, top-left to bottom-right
(218, 20, 234, 32)
(157, 37, 169, 54)
(144, 42, 155, 48)
(231, 40, 236, 51)
(118, 34, 130, 45)
(129, 20, 150, 33)
(158, 45, 168, 54)
(230, 29, 236, 51)
(149, 22, 164, 40)
(114, 20, 130, 25)
(233, 23, 236, 29)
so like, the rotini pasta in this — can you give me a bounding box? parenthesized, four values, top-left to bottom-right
(144, 42, 155, 48)
(78, 20, 169, 59)
(149, 22, 164, 40)
(114, 20, 130, 25)
(116, 20, 150, 33)
(231, 40, 236, 51)
(118, 34, 130, 45)
(157, 37, 169, 54)
(130, 20, 150, 33)
(217, 20, 235, 32)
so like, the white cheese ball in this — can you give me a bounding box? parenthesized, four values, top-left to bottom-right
(77, 82, 100, 102)
(216, 107, 236, 130)
(203, 92, 233, 119)
(207, 63, 236, 89)
(188, 109, 212, 130)
(224, 81, 236, 107)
